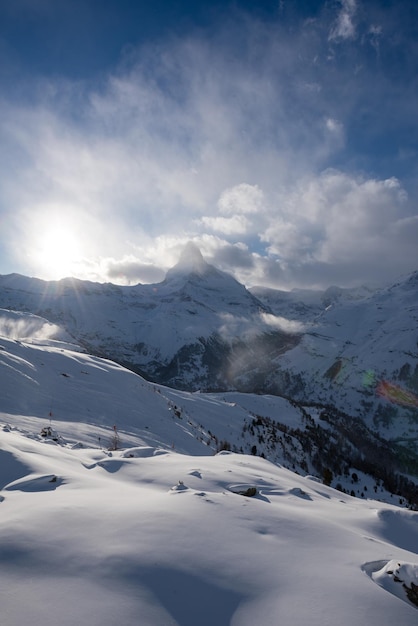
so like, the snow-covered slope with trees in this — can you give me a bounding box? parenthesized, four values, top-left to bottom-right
(1, 309, 417, 506)
(0, 319, 417, 625)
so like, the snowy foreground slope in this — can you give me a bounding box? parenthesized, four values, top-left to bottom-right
(1, 424, 418, 625)
(1, 320, 418, 624)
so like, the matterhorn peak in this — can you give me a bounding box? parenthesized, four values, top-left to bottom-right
(169, 242, 210, 276)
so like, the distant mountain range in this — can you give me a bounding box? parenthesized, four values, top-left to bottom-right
(1, 244, 417, 491)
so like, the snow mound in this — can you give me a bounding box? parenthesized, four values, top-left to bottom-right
(0, 449, 32, 489)
(4, 473, 63, 492)
(363, 560, 418, 609)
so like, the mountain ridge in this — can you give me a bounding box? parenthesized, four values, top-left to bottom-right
(0, 249, 417, 480)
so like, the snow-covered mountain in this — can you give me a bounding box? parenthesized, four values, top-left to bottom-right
(0, 320, 418, 625)
(259, 272, 418, 457)
(250, 282, 376, 320)
(0, 243, 301, 389)
(0, 247, 417, 477)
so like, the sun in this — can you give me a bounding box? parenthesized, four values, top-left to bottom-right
(33, 221, 83, 280)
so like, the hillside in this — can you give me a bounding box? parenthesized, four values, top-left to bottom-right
(0, 321, 418, 625)
(1, 310, 417, 504)
(260, 272, 418, 447)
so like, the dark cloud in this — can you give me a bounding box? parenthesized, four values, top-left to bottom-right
(209, 244, 255, 271)
(106, 259, 165, 285)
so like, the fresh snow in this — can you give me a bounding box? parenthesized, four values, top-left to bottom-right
(0, 317, 417, 624)
(1, 426, 418, 625)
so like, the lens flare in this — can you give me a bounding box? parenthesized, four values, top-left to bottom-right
(377, 380, 418, 408)
(362, 369, 376, 388)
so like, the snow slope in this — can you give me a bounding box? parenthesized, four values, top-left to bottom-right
(0, 311, 418, 624)
(1, 422, 418, 625)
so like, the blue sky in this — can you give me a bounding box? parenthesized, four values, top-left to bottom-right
(0, 0, 417, 289)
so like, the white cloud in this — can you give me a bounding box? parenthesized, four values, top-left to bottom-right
(200, 215, 250, 235)
(217, 310, 307, 344)
(325, 117, 344, 148)
(329, 0, 357, 41)
(0, 311, 63, 342)
(260, 170, 414, 288)
(217, 184, 265, 215)
(259, 313, 307, 334)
